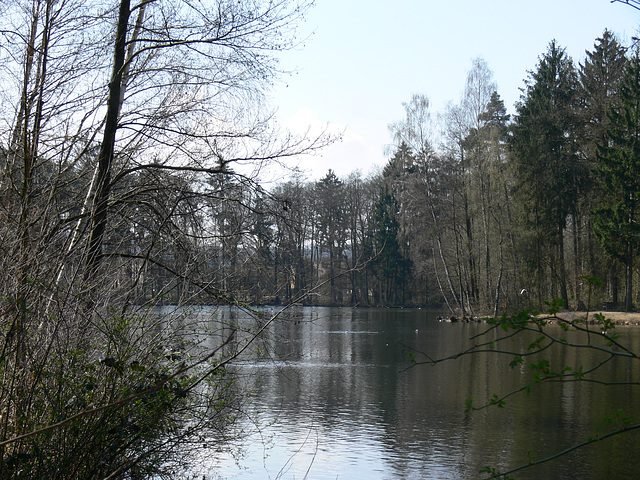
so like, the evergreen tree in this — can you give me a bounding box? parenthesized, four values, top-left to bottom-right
(580, 30, 628, 155)
(478, 91, 510, 136)
(593, 54, 640, 312)
(382, 141, 416, 181)
(369, 186, 410, 305)
(510, 40, 586, 308)
(579, 31, 628, 303)
(315, 170, 346, 304)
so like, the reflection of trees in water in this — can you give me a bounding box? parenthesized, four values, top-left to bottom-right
(217, 308, 640, 480)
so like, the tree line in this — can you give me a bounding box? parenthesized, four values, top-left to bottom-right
(153, 30, 636, 315)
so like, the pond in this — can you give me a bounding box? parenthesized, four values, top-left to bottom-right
(187, 307, 640, 479)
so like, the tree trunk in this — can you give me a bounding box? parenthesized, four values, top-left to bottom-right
(626, 242, 633, 312)
(572, 212, 581, 304)
(611, 264, 619, 304)
(85, 0, 131, 280)
(558, 220, 569, 309)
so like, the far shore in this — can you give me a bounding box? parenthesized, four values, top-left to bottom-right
(554, 311, 640, 326)
(447, 310, 640, 325)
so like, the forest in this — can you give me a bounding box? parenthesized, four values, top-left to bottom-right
(5, 28, 640, 317)
(0, 0, 638, 477)
(146, 30, 638, 316)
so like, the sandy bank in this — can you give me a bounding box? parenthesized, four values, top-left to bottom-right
(554, 311, 640, 326)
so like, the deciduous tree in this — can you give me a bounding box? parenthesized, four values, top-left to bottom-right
(0, 0, 321, 477)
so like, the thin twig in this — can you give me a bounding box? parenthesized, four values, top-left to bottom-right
(484, 423, 640, 479)
(0, 330, 235, 448)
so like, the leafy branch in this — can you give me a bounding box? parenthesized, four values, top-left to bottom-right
(406, 295, 640, 478)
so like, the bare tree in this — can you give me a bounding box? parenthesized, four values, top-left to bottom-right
(0, 0, 328, 477)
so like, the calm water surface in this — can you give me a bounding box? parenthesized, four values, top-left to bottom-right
(192, 307, 640, 479)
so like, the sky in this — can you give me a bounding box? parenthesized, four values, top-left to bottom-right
(267, 0, 640, 182)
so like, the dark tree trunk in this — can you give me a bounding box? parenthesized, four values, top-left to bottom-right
(85, 0, 130, 279)
(626, 242, 633, 312)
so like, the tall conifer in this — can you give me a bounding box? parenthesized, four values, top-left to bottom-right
(594, 53, 640, 311)
(579, 30, 628, 302)
(510, 41, 585, 307)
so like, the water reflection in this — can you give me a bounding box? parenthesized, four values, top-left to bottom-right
(192, 307, 640, 480)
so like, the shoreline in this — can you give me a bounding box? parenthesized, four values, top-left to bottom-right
(554, 311, 640, 326)
(444, 311, 640, 326)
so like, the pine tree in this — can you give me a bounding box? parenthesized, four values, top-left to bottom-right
(593, 54, 640, 312)
(369, 186, 410, 305)
(479, 91, 510, 137)
(315, 170, 345, 304)
(580, 30, 628, 154)
(579, 30, 628, 304)
(510, 41, 586, 307)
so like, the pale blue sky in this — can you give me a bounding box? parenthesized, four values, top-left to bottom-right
(270, 0, 639, 181)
